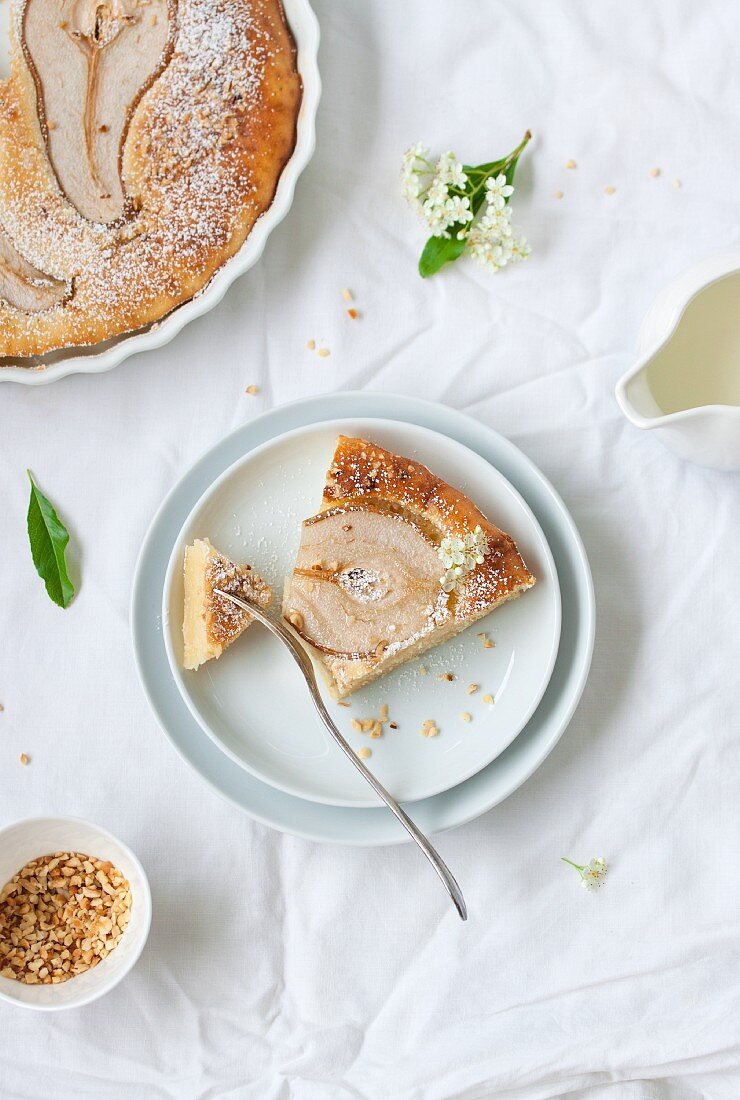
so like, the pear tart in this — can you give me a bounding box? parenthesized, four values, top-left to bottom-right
(182, 538, 271, 671)
(282, 436, 536, 697)
(0, 0, 301, 360)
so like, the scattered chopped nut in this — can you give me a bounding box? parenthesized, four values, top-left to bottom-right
(649, 167, 660, 178)
(484, 639, 495, 649)
(673, 178, 682, 188)
(354, 703, 394, 740)
(306, 339, 316, 350)
(477, 633, 488, 641)
(347, 308, 358, 320)
(341, 288, 353, 302)
(19, 753, 29, 766)
(0, 703, 4, 712)
(565, 159, 577, 170)
(604, 185, 616, 196)
(418, 666, 428, 676)
(356, 747, 372, 760)
(483, 694, 494, 705)
(0, 852, 131, 984)
(461, 712, 472, 723)
(287, 610, 304, 631)
(554, 189, 564, 199)
(439, 672, 455, 682)
(317, 347, 330, 358)
(245, 384, 259, 395)
(467, 683, 479, 695)
(389, 722, 398, 730)
(421, 719, 439, 739)
(338, 700, 351, 708)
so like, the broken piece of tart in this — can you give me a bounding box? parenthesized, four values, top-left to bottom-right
(182, 538, 271, 671)
(282, 436, 536, 698)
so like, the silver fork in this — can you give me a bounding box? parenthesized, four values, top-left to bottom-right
(215, 589, 467, 921)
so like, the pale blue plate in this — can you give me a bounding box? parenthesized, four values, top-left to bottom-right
(131, 393, 594, 845)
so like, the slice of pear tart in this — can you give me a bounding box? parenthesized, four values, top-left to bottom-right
(282, 436, 536, 698)
(182, 538, 271, 671)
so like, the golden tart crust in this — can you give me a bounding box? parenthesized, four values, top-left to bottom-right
(0, 0, 301, 361)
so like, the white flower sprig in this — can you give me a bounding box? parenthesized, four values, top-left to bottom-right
(438, 525, 490, 595)
(562, 856, 608, 892)
(401, 131, 532, 277)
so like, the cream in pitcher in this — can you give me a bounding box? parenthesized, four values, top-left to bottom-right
(616, 248, 740, 471)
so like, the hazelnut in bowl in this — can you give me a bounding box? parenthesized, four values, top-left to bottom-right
(0, 816, 151, 1011)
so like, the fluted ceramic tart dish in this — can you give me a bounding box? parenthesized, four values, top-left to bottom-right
(0, 0, 319, 381)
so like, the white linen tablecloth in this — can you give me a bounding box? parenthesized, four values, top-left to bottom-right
(2, 1, 740, 1096)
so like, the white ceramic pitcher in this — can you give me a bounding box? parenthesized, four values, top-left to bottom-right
(616, 247, 740, 471)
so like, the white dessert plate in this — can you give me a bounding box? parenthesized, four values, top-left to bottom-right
(0, 0, 320, 385)
(162, 419, 561, 807)
(132, 392, 594, 844)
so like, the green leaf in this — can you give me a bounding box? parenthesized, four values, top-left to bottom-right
(26, 471, 74, 608)
(419, 233, 467, 277)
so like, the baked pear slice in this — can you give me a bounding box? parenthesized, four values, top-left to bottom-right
(0, 226, 69, 312)
(282, 436, 536, 698)
(22, 0, 173, 223)
(182, 538, 271, 671)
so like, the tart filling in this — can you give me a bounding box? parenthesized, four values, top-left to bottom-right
(182, 537, 270, 670)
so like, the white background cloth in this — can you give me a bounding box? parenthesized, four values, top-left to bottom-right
(1, 1, 740, 1096)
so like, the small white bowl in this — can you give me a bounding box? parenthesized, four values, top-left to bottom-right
(0, 817, 151, 1011)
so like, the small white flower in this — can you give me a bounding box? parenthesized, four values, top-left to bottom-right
(467, 224, 509, 271)
(444, 194, 473, 226)
(563, 856, 608, 892)
(439, 535, 466, 569)
(510, 233, 531, 261)
(440, 565, 465, 594)
(482, 204, 513, 237)
(421, 190, 473, 239)
(462, 525, 489, 568)
(422, 197, 452, 238)
(438, 527, 490, 594)
(436, 151, 468, 190)
(426, 176, 449, 207)
(485, 172, 515, 210)
(401, 143, 431, 206)
(402, 174, 422, 204)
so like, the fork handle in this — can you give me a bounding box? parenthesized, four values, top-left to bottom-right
(309, 685, 468, 921)
(214, 590, 467, 921)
